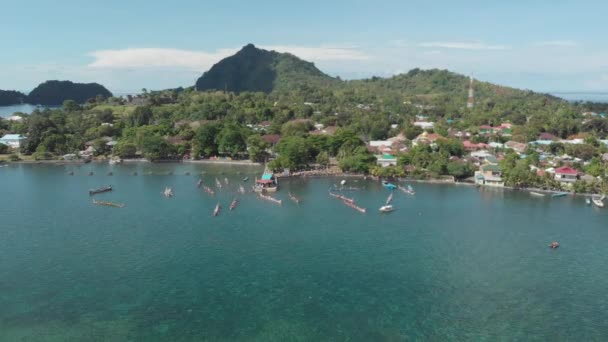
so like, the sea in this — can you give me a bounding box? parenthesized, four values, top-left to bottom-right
(0, 162, 607, 341)
(0, 104, 59, 118)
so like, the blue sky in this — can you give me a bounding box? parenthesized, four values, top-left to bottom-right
(1, 0, 607, 93)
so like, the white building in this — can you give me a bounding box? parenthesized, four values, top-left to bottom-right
(0, 134, 25, 148)
(413, 121, 435, 130)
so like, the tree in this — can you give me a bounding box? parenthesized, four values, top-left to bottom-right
(140, 136, 174, 161)
(217, 123, 246, 157)
(447, 161, 474, 179)
(247, 134, 269, 162)
(338, 146, 376, 173)
(275, 136, 313, 170)
(193, 123, 221, 157)
(113, 141, 137, 158)
(0, 143, 8, 154)
(316, 151, 330, 168)
(63, 100, 80, 112)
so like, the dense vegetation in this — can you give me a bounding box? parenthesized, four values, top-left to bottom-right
(0, 90, 27, 106)
(27, 80, 112, 105)
(2, 46, 608, 192)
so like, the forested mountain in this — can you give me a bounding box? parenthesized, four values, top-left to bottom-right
(27, 80, 112, 105)
(195, 44, 337, 93)
(0, 90, 27, 106)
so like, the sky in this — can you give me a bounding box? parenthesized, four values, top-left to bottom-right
(1, 0, 607, 94)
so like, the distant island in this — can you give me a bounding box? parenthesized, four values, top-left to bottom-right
(0, 90, 27, 106)
(0, 80, 112, 106)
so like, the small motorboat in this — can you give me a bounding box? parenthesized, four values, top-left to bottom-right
(215, 178, 222, 189)
(382, 181, 397, 190)
(243, 177, 249, 182)
(224, 177, 229, 185)
(549, 241, 559, 249)
(229, 198, 238, 211)
(197, 179, 203, 188)
(552, 192, 568, 198)
(213, 203, 221, 216)
(592, 196, 605, 208)
(89, 185, 112, 195)
(288, 192, 300, 204)
(379, 205, 395, 213)
(238, 185, 246, 194)
(530, 192, 545, 197)
(340, 179, 347, 186)
(586, 198, 592, 205)
(163, 187, 174, 198)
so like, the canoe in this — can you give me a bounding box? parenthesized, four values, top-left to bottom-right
(89, 185, 112, 195)
(530, 192, 545, 197)
(552, 192, 568, 197)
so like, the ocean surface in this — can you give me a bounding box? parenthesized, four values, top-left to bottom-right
(0, 104, 59, 118)
(1, 163, 607, 341)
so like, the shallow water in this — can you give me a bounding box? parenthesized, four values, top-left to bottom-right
(0, 163, 607, 341)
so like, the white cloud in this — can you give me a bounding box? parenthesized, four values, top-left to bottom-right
(88, 48, 238, 70)
(419, 41, 510, 50)
(533, 40, 578, 47)
(88, 45, 369, 70)
(262, 45, 370, 61)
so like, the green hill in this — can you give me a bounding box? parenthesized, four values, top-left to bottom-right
(195, 44, 336, 93)
(27, 80, 112, 105)
(0, 90, 27, 106)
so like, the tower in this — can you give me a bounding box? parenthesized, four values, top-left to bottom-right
(467, 76, 475, 109)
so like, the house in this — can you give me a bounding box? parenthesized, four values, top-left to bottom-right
(6, 115, 24, 122)
(488, 142, 504, 149)
(538, 132, 558, 141)
(412, 132, 444, 146)
(0, 134, 26, 148)
(475, 164, 504, 187)
(504, 141, 528, 154)
(463, 140, 488, 151)
(413, 121, 435, 130)
(376, 153, 398, 167)
(554, 166, 579, 184)
(479, 125, 494, 135)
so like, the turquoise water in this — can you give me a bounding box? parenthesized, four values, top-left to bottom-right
(1, 163, 607, 341)
(0, 104, 59, 117)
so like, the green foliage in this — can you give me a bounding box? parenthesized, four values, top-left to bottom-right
(447, 161, 475, 179)
(338, 146, 376, 173)
(193, 122, 222, 157)
(275, 136, 314, 170)
(0, 89, 26, 106)
(0, 143, 8, 154)
(195, 44, 336, 93)
(217, 123, 247, 157)
(113, 141, 137, 158)
(246, 134, 269, 162)
(315, 151, 330, 167)
(27, 80, 112, 105)
(139, 135, 175, 161)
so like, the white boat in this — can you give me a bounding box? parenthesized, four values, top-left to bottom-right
(215, 178, 222, 189)
(530, 192, 545, 197)
(586, 198, 592, 205)
(340, 179, 347, 185)
(163, 187, 174, 198)
(213, 202, 221, 216)
(592, 196, 604, 208)
(238, 185, 246, 194)
(229, 198, 238, 211)
(224, 177, 229, 185)
(386, 192, 393, 205)
(379, 205, 395, 213)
